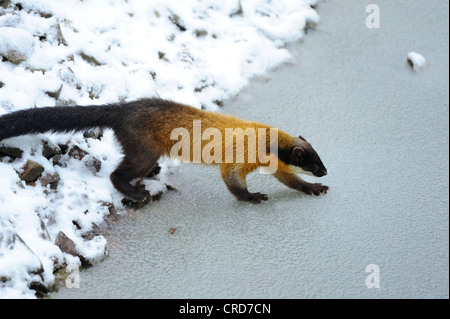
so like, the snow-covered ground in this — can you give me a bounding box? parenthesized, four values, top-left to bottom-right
(0, 0, 319, 298)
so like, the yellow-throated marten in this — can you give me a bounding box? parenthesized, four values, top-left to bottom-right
(0, 98, 328, 203)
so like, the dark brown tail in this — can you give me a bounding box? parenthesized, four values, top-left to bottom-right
(0, 103, 135, 141)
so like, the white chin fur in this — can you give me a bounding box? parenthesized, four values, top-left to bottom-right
(288, 165, 314, 176)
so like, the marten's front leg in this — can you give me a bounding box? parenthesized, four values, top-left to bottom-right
(274, 170, 329, 196)
(220, 163, 268, 204)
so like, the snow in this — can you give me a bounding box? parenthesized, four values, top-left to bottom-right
(0, 27, 35, 63)
(0, 0, 319, 298)
(407, 51, 426, 72)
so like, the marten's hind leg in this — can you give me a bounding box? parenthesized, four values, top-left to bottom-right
(111, 135, 161, 201)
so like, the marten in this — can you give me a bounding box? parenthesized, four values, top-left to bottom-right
(0, 98, 329, 203)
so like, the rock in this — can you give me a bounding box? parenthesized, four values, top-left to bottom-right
(0, 0, 11, 9)
(169, 13, 186, 31)
(79, 51, 103, 66)
(158, 51, 169, 62)
(0, 145, 23, 158)
(42, 142, 62, 159)
(0, 27, 35, 64)
(82, 223, 108, 240)
(39, 220, 51, 241)
(45, 84, 63, 99)
(230, 2, 243, 17)
(0, 227, 44, 292)
(68, 145, 88, 160)
(54, 231, 77, 257)
(0, 81, 4, 88)
(104, 202, 121, 222)
(58, 143, 69, 155)
(83, 129, 103, 140)
(194, 29, 208, 37)
(85, 156, 102, 173)
(19, 160, 45, 182)
(47, 20, 67, 46)
(213, 99, 224, 107)
(40, 172, 60, 189)
(25, 66, 47, 73)
(165, 183, 178, 191)
(52, 155, 62, 166)
(68, 145, 101, 173)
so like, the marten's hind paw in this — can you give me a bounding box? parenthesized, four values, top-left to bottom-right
(132, 184, 150, 201)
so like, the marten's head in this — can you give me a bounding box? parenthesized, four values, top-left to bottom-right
(279, 135, 328, 177)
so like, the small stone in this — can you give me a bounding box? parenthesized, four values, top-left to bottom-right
(45, 84, 63, 99)
(83, 129, 103, 140)
(39, 220, 51, 240)
(55, 231, 78, 257)
(20, 160, 45, 182)
(169, 13, 186, 31)
(0, 145, 23, 158)
(40, 172, 60, 189)
(0, 27, 35, 64)
(52, 155, 62, 166)
(47, 20, 67, 46)
(102, 202, 121, 222)
(79, 51, 103, 66)
(194, 29, 208, 37)
(58, 144, 69, 155)
(85, 156, 102, 173)
(1, 1, 11, 9)
(230, 2, 243, 17)
(158, 51, 169, 62)
(68, 145, 88, 160)
(42, 142, 61, 159)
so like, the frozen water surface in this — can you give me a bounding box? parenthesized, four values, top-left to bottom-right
(52, 0, 449, 298)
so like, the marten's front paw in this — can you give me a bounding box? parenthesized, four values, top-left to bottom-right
(242, 192, 268, 204)
(301, 183, 329, 196)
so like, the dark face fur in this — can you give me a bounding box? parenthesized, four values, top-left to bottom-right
(290, 135, 328, 177)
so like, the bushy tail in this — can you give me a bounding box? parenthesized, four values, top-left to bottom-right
(0, 104, 129, 141)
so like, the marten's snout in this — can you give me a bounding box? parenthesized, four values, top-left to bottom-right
(313, 166, 327, 177)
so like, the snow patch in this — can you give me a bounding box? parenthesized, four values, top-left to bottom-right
(407, 51, 426, 72)
(0, 27, 35, 64)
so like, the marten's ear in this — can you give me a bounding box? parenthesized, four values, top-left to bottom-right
(298, 135, 307, 142)
(292, 147, 305, 165)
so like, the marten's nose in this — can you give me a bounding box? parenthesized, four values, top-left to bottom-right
(315, 168, 327, 177)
